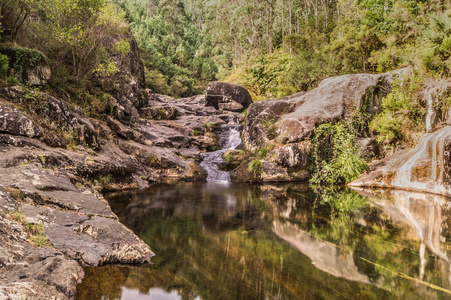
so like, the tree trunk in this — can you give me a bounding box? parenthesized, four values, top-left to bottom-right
(146, 1, 149, 30)
(289, 0, 292, 54)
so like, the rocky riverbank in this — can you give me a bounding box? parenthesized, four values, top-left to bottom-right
(0, 36, 252, 299)
(0, 83, 250, 299)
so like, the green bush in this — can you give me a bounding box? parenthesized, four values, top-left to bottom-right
(310, 122, 367, 186)
(256, 147, 269, 159)
(100, 174, 113, 188)
(6, 76, 19, 85)
(370, 76, 426, 145)
(113, 40, 131, 56)
(0, 46, 44, 78)
(248, 158, 262, 176)
(0, 54, 9, 79)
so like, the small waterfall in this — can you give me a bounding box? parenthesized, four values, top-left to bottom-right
(200, 116, 242, 182)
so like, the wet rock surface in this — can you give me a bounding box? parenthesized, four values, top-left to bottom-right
(350, 126, 451, 197)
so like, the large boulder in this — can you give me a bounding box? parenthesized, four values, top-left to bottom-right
(349, 126, 451, 197)
(26, 64, 51, 86)
(205, 82, 253, 111)
(270, 142, 310, 169)
(0, 46, 51, 85)
(0, 103, 41, 137)
(0, 87, 99, 149)
(243, 73, 393, 151)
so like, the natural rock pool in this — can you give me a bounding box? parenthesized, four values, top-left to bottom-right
(76, 183, 451, 299)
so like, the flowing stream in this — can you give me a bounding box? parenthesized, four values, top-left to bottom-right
(200, 116, 242, 182)
(76, 183, 451, 300)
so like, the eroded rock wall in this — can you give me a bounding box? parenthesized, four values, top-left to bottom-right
(350, 126, 451, 197)
(231, 72, 394, 183)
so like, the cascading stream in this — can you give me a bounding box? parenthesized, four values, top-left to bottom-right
(200, 116, 242, 182)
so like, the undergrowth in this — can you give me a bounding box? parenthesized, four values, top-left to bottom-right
(7, 209, 50, 247)
(370, 75, 426, 146)
(310, 106, 368, 186)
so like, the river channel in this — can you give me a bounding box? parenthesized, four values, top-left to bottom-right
(76, 182, 451, 299)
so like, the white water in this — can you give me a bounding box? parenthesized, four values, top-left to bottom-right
(200, 116, 242, 182)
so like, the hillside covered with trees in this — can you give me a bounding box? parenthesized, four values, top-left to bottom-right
(3, 0, 451, 98)
(114, 0, 451, 100)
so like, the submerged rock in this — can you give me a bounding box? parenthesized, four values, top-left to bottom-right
(350, 126, 451, 197)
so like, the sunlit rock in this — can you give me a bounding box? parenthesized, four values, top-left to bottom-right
(350, 126, 451, 197)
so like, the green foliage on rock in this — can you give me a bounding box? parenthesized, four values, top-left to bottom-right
(310, 122, 367, 186)
(247, 158, 262, 176)
(0, 54, 8, 79)
(0, 46, 45, 78)
(370, 75, 426, 146)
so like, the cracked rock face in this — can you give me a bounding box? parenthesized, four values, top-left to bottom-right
(0, 103, 41, 138)
(0, 208, 83, 299)
(0, 165, 154, 299)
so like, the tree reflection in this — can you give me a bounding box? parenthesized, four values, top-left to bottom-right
(76, 183, 451, 300)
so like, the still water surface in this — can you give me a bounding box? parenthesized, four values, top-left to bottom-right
(76, 182, 451, 299)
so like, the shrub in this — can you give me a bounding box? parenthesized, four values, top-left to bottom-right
(6, 76, 19, 85)
(256, 147, 269, 159)
(202, 122, 214, 132)
(64, 130, 79, 150)
(100, 174, 113, 188)
(8, 209, 25, 223)
(224, 154, 234, 163)
(26, 223, 49, 247)
(310, 122, 367, 186)
(146, 155, 160, 168)
(248, 158, 262, 176)
(7, 188, 25, 201)
(0, 54, 8, 79)
(0, 46, 44, 78)
(7, 210, 49, 247)
(113, 40, 131, 56)
(370, 76, 426, 145)
(94, 60, 118, 77)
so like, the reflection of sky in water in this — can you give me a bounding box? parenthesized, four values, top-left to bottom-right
(121, 288, 202, 300)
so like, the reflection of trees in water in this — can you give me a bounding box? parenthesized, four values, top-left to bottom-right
(275, 187, 451, 299)
(77, 184, 451, 300)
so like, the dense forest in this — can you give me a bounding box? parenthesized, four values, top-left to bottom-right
(2, 0, 451, 97)
(114, 0, 451, 100)
(1, 0, 451, 149)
